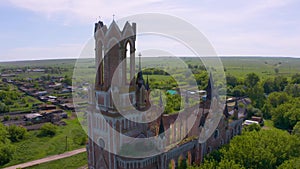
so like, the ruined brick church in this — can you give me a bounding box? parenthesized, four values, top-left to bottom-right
(86, 20, 244, 169)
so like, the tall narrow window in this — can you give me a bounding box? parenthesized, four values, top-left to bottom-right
(101, 45, 104, 85)
(126, 42, 131, 83)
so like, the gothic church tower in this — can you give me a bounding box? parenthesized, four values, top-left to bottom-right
(87, 20, 150, 169)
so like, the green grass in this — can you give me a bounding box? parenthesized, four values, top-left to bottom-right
(220, 57, 300, 79)
(0, 84, 42, 113)
(25, 152, 87, 169)
(1, 118, 87, 168)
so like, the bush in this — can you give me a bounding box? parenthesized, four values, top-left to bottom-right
(0, 102, 9, 113)
(0, 124, 15, 165)
(25, 121, 33, 126)
(0, 144, 15, 165)
(7, 125, 27, 142)
(3, 115, 10, 121)
(243, 123, 261, 132)
(72, 129, 87, 145)
(39, 123, 57, 137)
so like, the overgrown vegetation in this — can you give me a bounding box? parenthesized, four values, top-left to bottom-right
(0, 119, 87, 168)
(188, 130, 300, 169)
(0, 83, 41, 113)
(0, 123, 16, 165)
(38, 123, 57, 137)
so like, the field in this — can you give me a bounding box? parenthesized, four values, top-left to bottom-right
(2, 57, 300, 81)
(1, 118, 87, 168)
(0, 57, 300, 80)
(220, 57, 300, 79)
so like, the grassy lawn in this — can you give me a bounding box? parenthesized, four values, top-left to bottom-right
(1, 118, 87, 168)
(25, 152, 87, 169)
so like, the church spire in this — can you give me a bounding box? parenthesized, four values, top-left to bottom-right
(159, 92, 163, 107)
(158, 115, 165, 138)
(206, 71, 213, 101)
(145, 75, 150, 91)
(136, 52, 144, 89)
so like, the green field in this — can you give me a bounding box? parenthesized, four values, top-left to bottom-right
(1, 118, 87, 168)
(2, 57, 299, 80)
(220, 57, 300, 79)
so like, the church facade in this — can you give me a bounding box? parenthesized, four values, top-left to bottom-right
(86, 20, 244, 169)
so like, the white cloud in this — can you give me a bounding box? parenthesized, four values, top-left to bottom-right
(1, 43, 86, 61)
(7, 0, 172, 23)
(3, 0, 300, 59)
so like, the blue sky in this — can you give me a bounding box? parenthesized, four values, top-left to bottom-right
(0, 0, 300, 61)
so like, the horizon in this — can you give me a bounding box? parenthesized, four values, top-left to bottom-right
(1, 55, 300, 64)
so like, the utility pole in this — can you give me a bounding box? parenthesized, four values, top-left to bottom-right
(65, 136, 68, 151)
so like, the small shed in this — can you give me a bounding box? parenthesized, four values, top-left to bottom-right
(24, 113, 43, 121)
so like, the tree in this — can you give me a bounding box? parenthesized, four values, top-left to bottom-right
(273, 76, 288, 92)
(274, 68, 279, 74)
(220, 130, 300, 169)
(243, 123, 261, 132)
(226, 74, 238, 88)
(7, 125, 27, 142)
(247, 85, 265, 108)
(231, 85, 246, 97)
(3, 115, 10, 121)
(0, 102, 9, 113)
(246, 105, 262, 119)
(63, 75, 72, 86)
(266, 92, 290, 108)
(0, 144, 15, 165)
(291, 73, 300, 84)
(217, 159, 245, 169)
(244, 73, 260, 87)
(262, 102, 272, 119)
(272, 98, 300, 130)
(188, 159, 245, 169)
(0, 124, 8, 143)
(39, 123, 57, 137)
(292, 121, 300, 137)
(285, 84, 300, 97)
(277, 157, 300, 169)
(0, 124, 15, 165)
(263, 78, 274, 94)
(188, 160, 216, 169)
(164, 93, 181, 114)
(194, 72, 208, 89)
(178, 158, 187, 169)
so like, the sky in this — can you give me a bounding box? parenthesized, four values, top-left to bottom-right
(0, 0, 300, 61)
